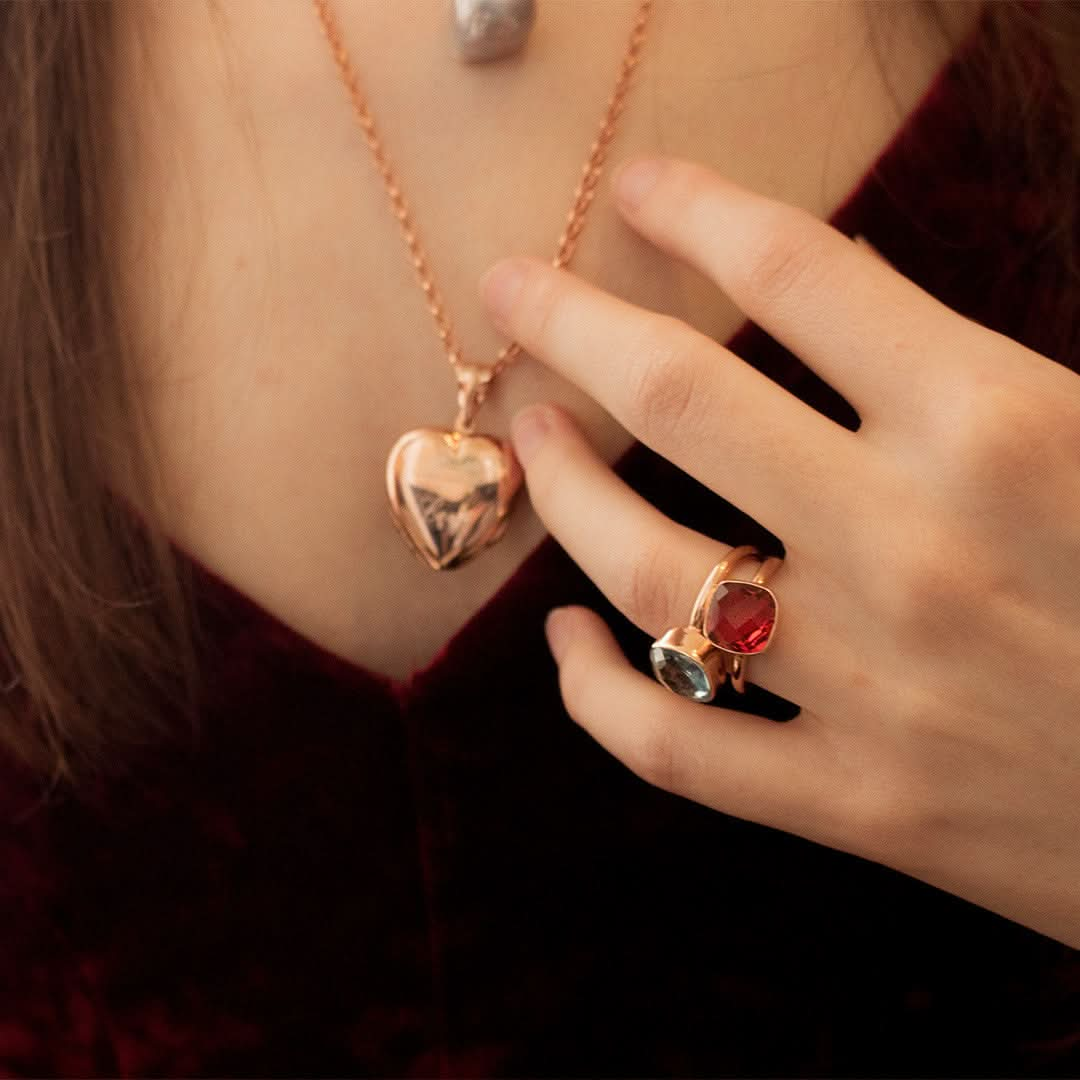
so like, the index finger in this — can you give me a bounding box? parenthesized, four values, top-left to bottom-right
(477, 255, 869, 552)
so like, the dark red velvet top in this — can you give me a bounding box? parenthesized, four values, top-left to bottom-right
(3, 9, 1080, 1077)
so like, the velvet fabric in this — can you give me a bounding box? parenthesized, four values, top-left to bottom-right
(3, 9, 1080, 1076)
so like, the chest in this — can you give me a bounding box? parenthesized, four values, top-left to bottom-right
(108, 1, 960, 679)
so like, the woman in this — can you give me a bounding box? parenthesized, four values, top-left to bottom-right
(0, 0, 1078, 1074)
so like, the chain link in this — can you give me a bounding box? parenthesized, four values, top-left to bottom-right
(312, 0, 654, 386)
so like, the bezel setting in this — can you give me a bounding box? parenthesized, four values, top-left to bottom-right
(703, 580, 779, 656)
(648, 544, 783, 702)
(649, 626, 726, 704)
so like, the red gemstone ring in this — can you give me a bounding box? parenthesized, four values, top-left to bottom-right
(649, 543, 780, 703)
(708, 551, 782, 694)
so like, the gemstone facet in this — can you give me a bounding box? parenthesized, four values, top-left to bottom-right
(650, 645, 712, 701)
(705, 581, 777, 654)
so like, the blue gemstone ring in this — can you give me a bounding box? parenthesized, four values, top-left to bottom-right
(649, 624, 727, 703)
(649, 543, 780, 703)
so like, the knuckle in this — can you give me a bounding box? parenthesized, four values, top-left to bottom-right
(621, 542, 678, 635)
(741, 211, 832, 304)
(519, 266, 566, 348)
(623, 316, 706, 441)
(880, 545, 957, 639)
(864, 506, 1014, 657)
(937, 378, 1067, 484)
(876, 535, 997, 646)
(626, 712, 684, 793)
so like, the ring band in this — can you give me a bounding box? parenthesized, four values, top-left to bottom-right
(649, 543, 763, 703)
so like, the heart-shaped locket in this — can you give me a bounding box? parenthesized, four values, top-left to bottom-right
(386, 426, 524, 570)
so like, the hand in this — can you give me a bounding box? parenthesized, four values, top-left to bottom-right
(477, 154, 1080, 951)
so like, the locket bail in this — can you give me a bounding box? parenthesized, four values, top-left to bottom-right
(454, 363, 495, 435)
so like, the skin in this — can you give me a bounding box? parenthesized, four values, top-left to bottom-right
(115, 1, 1078, 948)
(111, 0, 1080, 946)
(111, 0, 977, 678)
(476, 154, 1080, 950)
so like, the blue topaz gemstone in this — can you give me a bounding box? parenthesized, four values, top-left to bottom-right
(650, 645, 712, 702)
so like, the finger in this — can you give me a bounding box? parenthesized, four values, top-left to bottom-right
(478, 256, 869, 550)
(511, 402, 733, 639)
(544, 603, 853, 850)
(515, 401, 860, 714)
(513, 401, 811, 708)
(610, 154, 977, 435)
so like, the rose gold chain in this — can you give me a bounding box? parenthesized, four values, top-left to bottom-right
(312, 0, 653, 389)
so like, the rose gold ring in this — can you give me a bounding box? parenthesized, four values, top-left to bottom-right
(650, 543, 764, 703)
(710, 551, 783, 694)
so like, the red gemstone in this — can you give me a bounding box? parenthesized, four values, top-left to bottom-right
(705, 581, 776, 654)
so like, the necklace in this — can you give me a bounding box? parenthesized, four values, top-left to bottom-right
(313, 0, 654, 570)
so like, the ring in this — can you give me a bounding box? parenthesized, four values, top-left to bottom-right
(713, 552, 783, 694)
(649, 543, 758, 703)
(649, 544, 782, 702)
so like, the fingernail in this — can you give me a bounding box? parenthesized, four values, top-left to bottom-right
(544, 606, 572, 663)
(479, 258, 529, 323)
(613, 156, 665, 210)
(510, 404, 551, 466)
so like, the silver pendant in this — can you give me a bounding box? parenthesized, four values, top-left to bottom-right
(452, 0, 536, 63)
